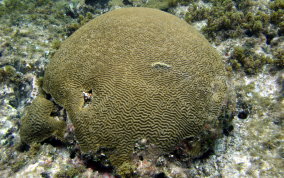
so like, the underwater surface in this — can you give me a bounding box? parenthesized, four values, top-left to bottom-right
(0, 0, 283, 177)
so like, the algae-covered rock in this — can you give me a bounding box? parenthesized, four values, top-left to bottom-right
(20, 95, 66, 144)
(21, 7, 228, 166)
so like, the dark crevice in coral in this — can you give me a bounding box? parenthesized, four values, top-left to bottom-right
(194, 149, 215, 160)
(83, 89, 93, 108)
(223, 125, 234, 136)
(69, 147, 79, 159)
(43, 92, 67, 121)
(45, 93, 52, 100)
(49, 104, 64, 117)
(79, 150, 114, 173)
(42, 137, 66, 148)
(85, 160, 113, 173)
(154, 172, 168, 178)
(168, 149, 186, 162)
(50, 110, 61, 117)
(16, 142, 30, 152)
(62, 109, 68, 121)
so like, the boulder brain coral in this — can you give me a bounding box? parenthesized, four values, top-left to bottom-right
(20, 7, 228, 166)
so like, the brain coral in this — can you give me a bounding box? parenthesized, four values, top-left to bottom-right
(20, 96, 66, 144)
(21, 7, 228, 166)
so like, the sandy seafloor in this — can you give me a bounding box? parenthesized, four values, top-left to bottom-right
(0, 0, 283, 177)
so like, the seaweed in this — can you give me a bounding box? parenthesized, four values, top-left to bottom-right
(185, 0, 281, 40)
(11, 159, 26, 172)
(229, 46, 273, 75)
(54, 166, 85, 178)
(0, 65, 22, 84)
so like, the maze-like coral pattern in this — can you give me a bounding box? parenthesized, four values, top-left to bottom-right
(20, 96, 66, 144)
(42, 7, 227, 166)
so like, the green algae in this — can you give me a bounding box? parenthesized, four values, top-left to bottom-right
(116, 161, 136, 177)
(0, 0, 75, 32)
(54, 166, 85, 178)
(1, 0, 28, 13)
(234, 79, 283, 175)
(184, 0, 282, 40)
(51, 40, 62, 50)
(229, 46, 273, 75)
(0, 65, 22, 84)
(108, 0, 191, 10)
(270, 0, 284, 11)
(65, 23, 81, 36)
(142, 0, 193, 9)
(28, 143, 42, 157)
(65, 12, 94, 36)
(108, 0, 124, 7)
(11, 159, 26, 172)
(272, 48, 284, 69)
(0, 65, 16, 81)
(185, 0, 247, 39)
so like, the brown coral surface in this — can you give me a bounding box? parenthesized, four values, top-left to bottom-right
(22, 7, 228, 166)
(20, 96, 66, 144)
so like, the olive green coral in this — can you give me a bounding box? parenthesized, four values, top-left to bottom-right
(22, 7, 228, 166)
(20, 95, 66, 144)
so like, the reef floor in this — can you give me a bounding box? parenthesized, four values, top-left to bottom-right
(0, 0, 283, 177)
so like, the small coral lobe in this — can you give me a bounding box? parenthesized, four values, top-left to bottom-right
(20, 95, 66, 144)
